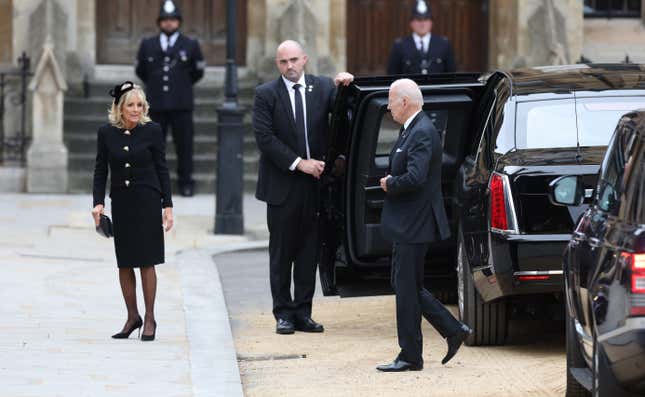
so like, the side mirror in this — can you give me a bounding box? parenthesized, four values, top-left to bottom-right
(549, 175, 584, 206)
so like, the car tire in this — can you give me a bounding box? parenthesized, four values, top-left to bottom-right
(457, 229, 508, 346)
(565, 313, 591, 397)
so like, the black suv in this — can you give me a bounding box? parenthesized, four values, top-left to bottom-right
(552, 111, 645, 397)
(318, 65, 645, 343)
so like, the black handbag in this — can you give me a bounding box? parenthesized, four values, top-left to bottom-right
(96, 214, 113, 238)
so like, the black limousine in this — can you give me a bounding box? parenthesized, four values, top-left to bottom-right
(317, 65, 645, 346)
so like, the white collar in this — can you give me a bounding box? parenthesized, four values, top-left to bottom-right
(404, 110, 422, 131)
(160, 32, 180, 45)
(281, 74, 306, 90)
(412, 33, 431, 45)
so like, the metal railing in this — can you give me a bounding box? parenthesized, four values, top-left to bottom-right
(0, 52, 32, 165)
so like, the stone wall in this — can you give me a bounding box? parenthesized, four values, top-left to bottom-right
(247, 0, 346, 81)
(488, 0, 583, 69)
(583, 19, 645, 63)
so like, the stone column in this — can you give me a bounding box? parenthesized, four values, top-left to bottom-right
(250, 0, 340, 81)
(27, 44, 68, 193)
(26, 0, 69, 193)
(488, 0, 583, 69)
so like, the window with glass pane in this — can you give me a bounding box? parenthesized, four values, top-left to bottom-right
(584, 0, 641, 17)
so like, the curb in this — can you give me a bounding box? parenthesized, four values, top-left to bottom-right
(175, 239, 268, 397)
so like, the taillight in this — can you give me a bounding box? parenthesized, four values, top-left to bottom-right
(626, 252, 645, 294)
(490, 173, 508, 230)
(489, 172, 517, 232)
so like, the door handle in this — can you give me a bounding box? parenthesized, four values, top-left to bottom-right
(588, 237, 601, 248)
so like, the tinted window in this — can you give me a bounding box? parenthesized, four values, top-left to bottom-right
(515, 97, 645, 149)
(597, 127, 627, 214)
(619, 132, 644, 224)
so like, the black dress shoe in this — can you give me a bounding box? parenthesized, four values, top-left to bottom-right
(276, 318, 295, 334)
(442, 324, 472, 364)
(294, 317, 324, 333)
(376, 359, 423, 372)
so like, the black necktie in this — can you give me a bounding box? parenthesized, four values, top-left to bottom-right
(293, 84, 308, 158)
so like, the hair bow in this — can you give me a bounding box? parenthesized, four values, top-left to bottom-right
(109, 81, 135, 105)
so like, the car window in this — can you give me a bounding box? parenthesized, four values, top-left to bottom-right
(374, 109, 448, 156)
(515, 97, 645, 149)
(596, 128, 626, 214)
(619, 133, 644, 224)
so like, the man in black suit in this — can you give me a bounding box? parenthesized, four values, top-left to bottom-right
(376, 79, 471, 372)
(386, 0, 456, 75)
(253, 40, 354, 334)
(135, 0, 205, 197)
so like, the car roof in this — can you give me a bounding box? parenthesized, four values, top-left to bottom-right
(499, 64, 645, 96)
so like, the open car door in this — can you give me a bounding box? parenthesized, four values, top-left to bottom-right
(319, 74, 485, 295)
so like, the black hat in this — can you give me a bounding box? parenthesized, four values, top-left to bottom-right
(411, 0, 432, 20)
(158, 0, 182, 22)
(109, 81, 135, 105)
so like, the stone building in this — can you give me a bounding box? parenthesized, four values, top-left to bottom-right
(0, 0, 644, 192)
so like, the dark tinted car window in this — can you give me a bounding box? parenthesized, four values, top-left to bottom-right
(597, 127, 627, 214)
(619, 132, 645, 224)
(515, 97, 645, 149)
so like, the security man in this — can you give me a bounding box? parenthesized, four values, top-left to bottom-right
(135, 0, 205, 197)
(386, 0, 456, 75)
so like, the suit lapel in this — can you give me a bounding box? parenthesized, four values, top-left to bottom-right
(304, 75, 315, 143)
(276, 78, 298, 134)
(399, 112, 424, 147)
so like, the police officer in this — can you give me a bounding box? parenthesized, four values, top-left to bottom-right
(135, 0, 205, 197)
(386, 0, 456, 75)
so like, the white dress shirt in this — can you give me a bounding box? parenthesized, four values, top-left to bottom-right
(160, 32, 179, 52)
(412, 33, 431, 53)
(404, 110, 422, 131)
(281, 74, 310, 171)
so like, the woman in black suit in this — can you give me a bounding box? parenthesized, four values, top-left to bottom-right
(92, 81, 173, 341)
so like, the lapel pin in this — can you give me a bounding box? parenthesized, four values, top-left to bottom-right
(307, 85, 314, 92)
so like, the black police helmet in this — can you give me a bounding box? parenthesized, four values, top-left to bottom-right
(158, 0, 182, 22)
(411, 0, 432, 20)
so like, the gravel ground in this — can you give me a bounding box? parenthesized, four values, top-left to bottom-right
(216, 250, 566, 397)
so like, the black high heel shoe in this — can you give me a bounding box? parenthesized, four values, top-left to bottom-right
(112, 316, 143, 339)
(140, 321, 157, 342)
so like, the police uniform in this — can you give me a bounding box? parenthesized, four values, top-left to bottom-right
(135, 0, 205, 195)
(386, 0, 456, 75)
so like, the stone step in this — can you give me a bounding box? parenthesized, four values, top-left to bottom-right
(68, 151, 260, 175)
(63, 131, 259, 156)
(85, 80, 258, 98)
(68, 171, 258, 194)
(64, 97, 255, 119)
(63, 115, 254, 137)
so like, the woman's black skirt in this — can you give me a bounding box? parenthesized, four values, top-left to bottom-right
(110, 186, 164, 268)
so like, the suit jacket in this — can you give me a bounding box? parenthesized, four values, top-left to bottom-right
(381, 112, 450, 243)
(135, 33, 205, 111)
(253, 74, 336, 205)
(93, 122, 173, 208)
(386, 35, 456, 75)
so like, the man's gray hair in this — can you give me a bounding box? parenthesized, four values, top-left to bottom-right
(391, 78, 423, 107)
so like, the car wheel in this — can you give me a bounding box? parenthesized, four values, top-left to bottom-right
(457, 228, 508, 346)
(565, 313, 591, 397)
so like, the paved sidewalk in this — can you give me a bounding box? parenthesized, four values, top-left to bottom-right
(0, 193, 267, 397)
